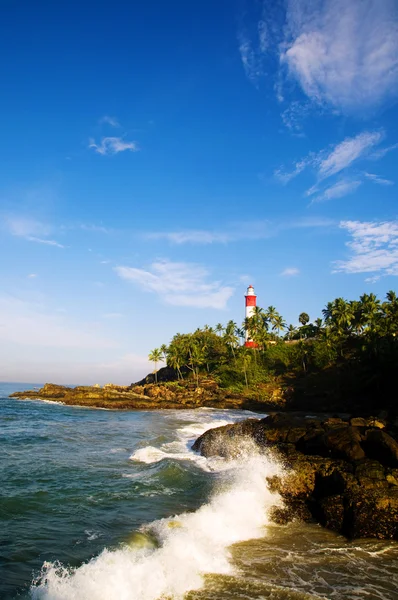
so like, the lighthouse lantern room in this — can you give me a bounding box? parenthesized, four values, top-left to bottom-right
(245, 285, 258, 347)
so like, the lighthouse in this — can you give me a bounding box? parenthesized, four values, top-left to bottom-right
(245, 285, 258, 347)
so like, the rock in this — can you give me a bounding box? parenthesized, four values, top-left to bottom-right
(362, 429, 398, 467)
(316, 494, 345, 531)
(269, 502, 313, 525)
(193, 413, 398, 540)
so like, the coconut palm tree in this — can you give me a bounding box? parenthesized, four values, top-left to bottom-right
(224, 320, 239, 364)
(160, 344, 168, 362)
(215, 323, 224, 336)
(272, 314, 286, 337)
(285, 324, 297, 340)
(148, 348, 163, 383)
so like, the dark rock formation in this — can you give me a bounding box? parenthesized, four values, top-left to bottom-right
(193, 413, 398, 540)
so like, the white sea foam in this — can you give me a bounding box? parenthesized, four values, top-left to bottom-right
(31, 439, 283, 600)
(129, 415, 247, 472)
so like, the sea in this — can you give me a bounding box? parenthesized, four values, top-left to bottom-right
(1, 382, 398, 600)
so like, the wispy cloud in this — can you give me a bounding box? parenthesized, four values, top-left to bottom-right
(281, 0, 398, 113)
(239, 0, 398, 128)
(99, 115, 120, 128)
(369, 142, 398, 160)
(3, 216, 64, 248)
(102, 312, 124, 319)
(26, 236, 65, 248)
(318, 132, 383, 179)
(115, 260, 234, 309)
(311, 179, 362, 203)
(280, 267, 300, 277)
(363, 172, 394, 186)
(89, 137, 138, 156)
(333, 220, 398, 277)
(145, 217, 332, 245)
(27, 273, 37, 279)
(276, 130, 383, 186)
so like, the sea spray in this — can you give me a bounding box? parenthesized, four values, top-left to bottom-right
(31, 438, 284, 600)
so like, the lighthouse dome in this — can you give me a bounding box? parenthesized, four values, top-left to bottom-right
(246, 285, 255, 296)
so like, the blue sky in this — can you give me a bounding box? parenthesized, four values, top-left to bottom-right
(1, 0, 398, 384)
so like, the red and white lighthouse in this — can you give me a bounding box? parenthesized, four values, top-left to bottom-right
(245, 285, 258, 348)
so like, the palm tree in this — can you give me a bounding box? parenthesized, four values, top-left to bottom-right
(314, 318, 323, 335)
(224, 320, 239, 364)
(187, 342, 205, 387)
(299, 312, 310, 326)
(359, 293, 381, 333)
(235, 326, 246, 346)
(241, 347, 252, 388)
(215, 323, 224, 336)
(148, 348, 163, 383)
(285, 324, 297, 340)
(272, 314, 286, 337)
(160, 344, 168, 362)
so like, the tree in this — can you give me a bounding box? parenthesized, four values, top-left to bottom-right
(224, 320, 239, 364)
(285, 324, 297, 340)
(148, 348, 163, 383)
(215, 323, 224, 336)
(160, 344, 168, 362)
(299, 312, 310, 326)
(272, 314, 286, 337)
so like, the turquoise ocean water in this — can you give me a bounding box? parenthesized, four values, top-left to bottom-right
(1, 382, 398, 600)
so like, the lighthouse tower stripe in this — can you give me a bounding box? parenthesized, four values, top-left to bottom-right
(245, 285, 257, 342)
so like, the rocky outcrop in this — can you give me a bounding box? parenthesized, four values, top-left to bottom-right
(193, 413, 398, 539)
(9, 381, 272, 411)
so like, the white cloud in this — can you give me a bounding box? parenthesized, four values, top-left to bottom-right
(333, 220, 398, 277)
(102, 313, 124, 319)
(370, 142, 398, 160)
(238, 35, 264, 83)
(27, 273, 37, 279)
(281, 0, 398, 113)
(115, 260, 234, 309)
(3, 216, 64, 247)
(312, 179, 362, 203)
(99, 116, 120, 128)
(26, 236, 65, 248)
(280, 267, 300, 277)
(277, 131, 383, 186)
(274, 156, 313, 184)
(318, 132, 383, 179)
(89, 137, 138, 155)
(363, 172, 394, 186)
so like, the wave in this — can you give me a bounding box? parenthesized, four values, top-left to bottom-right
(129, 415, 252, 472)
(31, 437, 283, 600)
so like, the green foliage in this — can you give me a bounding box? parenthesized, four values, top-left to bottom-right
(153, 291, 398, 401)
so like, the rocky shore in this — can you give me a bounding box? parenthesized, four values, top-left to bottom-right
(9, 381, 273, 411)
(193, 413, 398, 540)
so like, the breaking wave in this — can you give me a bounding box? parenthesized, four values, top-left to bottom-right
(31, 434, 283, 600)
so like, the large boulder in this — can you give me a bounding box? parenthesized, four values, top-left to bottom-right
(193, 413, 398, 540)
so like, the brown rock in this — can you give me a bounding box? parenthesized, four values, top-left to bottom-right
(363, 429, 398, 467)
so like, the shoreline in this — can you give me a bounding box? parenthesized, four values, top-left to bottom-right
(9, 382, 278, 412)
